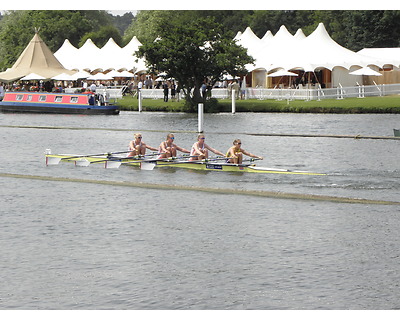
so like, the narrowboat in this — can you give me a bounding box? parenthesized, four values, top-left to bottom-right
(0, 91, 119, 115)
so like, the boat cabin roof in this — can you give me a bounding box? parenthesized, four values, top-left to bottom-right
(3, 91, 90, 105)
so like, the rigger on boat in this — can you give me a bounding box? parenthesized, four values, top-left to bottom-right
(44, 149, 326, 175)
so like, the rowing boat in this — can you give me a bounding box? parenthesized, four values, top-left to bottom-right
(45, 152, 326, 175)
(147, 160, 325, 174)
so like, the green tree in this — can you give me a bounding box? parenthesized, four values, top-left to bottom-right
(109, 12, 135, 38)
(338, 10, 400, 50)
(0, 10, 118, 70)
(123, 10, 167, 44)
(136, 12, 254, 110)
(79, 25, 123, 48)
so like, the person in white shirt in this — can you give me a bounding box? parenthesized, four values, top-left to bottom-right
(0, 82, 4, 100)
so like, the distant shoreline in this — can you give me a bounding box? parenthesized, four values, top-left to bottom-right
(117, 95, 400, 113)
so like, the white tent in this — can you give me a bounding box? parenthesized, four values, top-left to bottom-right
(78, 39, 102, 71)
(349, 66, 382, 76)
(239, 23, 387, 74)
(0, 32, 75, 82)
(117, 70, 135, 77)
(87, 73, 113, 80)
(122, 36, 142, 53)
(51, 72, 79, 80)
(54, 39, 80, 70)
(267, 69, 298, 77)
(20, 73, 47, 80)
(73, 70, 91, 79)
(54, 36, 147, 74)
(293, 29, 306, 40)
(261, 30, 273, 43)
(256, 25, 300, 72)
(358, 48, 400, 67)
(237, 23, 395, 87)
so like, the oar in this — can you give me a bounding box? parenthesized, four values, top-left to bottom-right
(46, 150, 131, 165)
(113, 152, 166, 161)
(75, 158, 124, 168)
(75, 151, 168, 168)
(130, 155, 191, 171)
(140, 161, 156, 170)
(137, 155, 225, 171)
(134, 155, 189, 171)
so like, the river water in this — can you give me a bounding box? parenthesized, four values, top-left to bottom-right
(1, 111, 400, 310)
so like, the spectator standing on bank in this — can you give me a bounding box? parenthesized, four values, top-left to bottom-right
(163, 82, 169, 102)
(171, 81, 176, 101)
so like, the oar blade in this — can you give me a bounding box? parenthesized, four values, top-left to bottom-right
(140, 162, 156, 170)
(75, 159, 91, 167)
(46, 157, 61, 165)
(105, 161, 122, 169)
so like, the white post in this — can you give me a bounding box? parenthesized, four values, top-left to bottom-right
(198, 103, 204, 133)
(232, 89, 236, 114)
(138, 91, 142, 112)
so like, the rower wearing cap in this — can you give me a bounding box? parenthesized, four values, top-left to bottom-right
(190, 134, 224, 161)
(128, 133, 157, 157)
(226, 139, 263, 164)
(158, 133, 190, 159)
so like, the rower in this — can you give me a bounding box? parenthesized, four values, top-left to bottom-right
(189, 134, 224, 161)
(128, 133, 158, 158)
(225, 139, 263, 164)
(158, 133, 190, 159)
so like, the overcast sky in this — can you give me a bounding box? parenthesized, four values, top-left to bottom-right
(1, 1, 398, 12)
(107, 10, 137, 16)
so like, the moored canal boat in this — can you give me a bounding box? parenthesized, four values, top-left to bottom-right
(0, 91, 119, 115)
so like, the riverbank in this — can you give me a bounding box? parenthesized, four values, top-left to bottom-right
(116, 95, 400, 113)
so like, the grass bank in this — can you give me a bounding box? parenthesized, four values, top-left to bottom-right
(116, 95, 400, 113)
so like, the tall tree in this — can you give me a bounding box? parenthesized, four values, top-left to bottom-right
(136, 12, 254, 110)
(123, 11, 167, 44)
(338, 10, 400, 50)
(79, 25, 123, 48)
(109, 12, 135, 38)
(0, 10, 118, 70)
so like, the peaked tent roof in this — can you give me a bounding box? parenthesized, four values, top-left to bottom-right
(53, 35, 147, 73)
(358, 48, 400, 67)
(261, 30, 273, 42)
(122, 36, 142, 53)
(239, 23, 391, 73)
(0, 32, 74, 82)
(53, 39, 80, 70)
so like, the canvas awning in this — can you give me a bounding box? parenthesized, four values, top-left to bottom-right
(20, 73, 47, 81)
(236, 23, 389, 73)
(349, 67, 382, 76)
(0, 32, 74, 82)
(267, 69, 298, 77)
(51, 73, 79, 81)
(87, 73, 113, 80)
